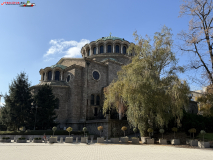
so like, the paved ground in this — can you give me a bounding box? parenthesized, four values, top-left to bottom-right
(0, 140, 213, 160)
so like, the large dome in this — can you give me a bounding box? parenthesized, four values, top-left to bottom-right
(81, 35, 135, 58)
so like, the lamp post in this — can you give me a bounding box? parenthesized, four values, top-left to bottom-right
(32, 105, 38, 130)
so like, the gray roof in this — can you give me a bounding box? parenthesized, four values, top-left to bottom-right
(96, 36, 124, 42)
(50, 64, 67, 70)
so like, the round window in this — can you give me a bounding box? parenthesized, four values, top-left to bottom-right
(66, 75, 70, 82)
(93, 71, 100, 80)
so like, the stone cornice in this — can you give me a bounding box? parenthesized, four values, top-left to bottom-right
(56, 58, 84, 65)
(64, 64, 83, 72)
(84, 57, 107, 67)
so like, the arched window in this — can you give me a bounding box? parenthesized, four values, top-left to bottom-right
(116, 45, 119, 53)
(48, 71, 52, 81)
(123, 46, 126, 54)
(55, 71, 60, 81)
(96, 95, 100, 105)
(67, 75, 70, 82)
(43, 73, 45, 81)
(100, 45, 103, 53)
(88, 49, 90, 56)
(107, 45, 111, 53)
(93, 47, 96, 55)
(55, 98, 59, 109)
(91, 94, 94, 105)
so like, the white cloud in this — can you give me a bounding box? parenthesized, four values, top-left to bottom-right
(0, 102, 5, 107)
(44, 39, 90, 61)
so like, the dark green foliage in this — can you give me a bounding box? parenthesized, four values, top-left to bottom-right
(2, 137, 10, 139)
(18, 137, 26, 140)
(0, 72, 33, 130)
(32, 84, 58, 130)
(34, 137, 41, 140)
(0, 130, 88, 135)
(0, 123, 7, 131)
(181, 109, 213, 137)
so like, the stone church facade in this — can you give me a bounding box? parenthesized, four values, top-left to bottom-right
(31, 36, 135, 137)
(31, 35, 198, 137)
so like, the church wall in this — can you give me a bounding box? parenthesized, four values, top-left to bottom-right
(85, 119, 134, 137)
(52, 86, 70, 126)
(65, 67, 84, 123)
(86, 62, 108, 119)
(107, 61, 122, 84)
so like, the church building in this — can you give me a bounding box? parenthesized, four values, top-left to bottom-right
(31, 35, 135, 137)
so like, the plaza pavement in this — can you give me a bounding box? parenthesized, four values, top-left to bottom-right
(0, 140, 213, 160)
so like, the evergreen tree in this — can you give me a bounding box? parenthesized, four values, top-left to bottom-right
(103, 26, 190, 136)
(0, 72, 33, 130)
(33, 84, 58, 130)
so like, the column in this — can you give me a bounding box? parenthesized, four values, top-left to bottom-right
(104, 43, 106, 53)
(61, 71, 63, 81)
(113, 43, 115, 53)
(41, 73, 44, 81)
(90, 46, 93, 56)
(121, 44, 123, 54)
(96, 45, 98, 54)
(52, 70, 55, 81)
(85, 49, 87, 57)
(45, 72, 47, 81)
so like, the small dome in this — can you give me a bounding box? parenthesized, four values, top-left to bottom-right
(96, 36, 125, 42)
(50, 64, 67, 70)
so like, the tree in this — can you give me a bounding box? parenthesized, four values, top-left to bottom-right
(195, 93, 213, 116)
(97, 126, 103, 137)
(66, 127, 73, 137)
(179, 0, 213, 86)
(32, 84, 58, 130)
(103, 26, 190, 137)
(0, 72, 33, 130)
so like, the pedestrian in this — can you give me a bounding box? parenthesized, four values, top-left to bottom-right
(43, 133, 47, 143)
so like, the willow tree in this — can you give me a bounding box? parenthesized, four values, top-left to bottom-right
(103, 26, 190, 136)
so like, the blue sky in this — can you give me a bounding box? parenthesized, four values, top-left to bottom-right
(0, 0, 203, 105)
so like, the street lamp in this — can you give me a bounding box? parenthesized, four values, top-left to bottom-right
(31, 105, 38, 130)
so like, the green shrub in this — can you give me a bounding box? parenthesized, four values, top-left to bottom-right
(18, 137, 26, 140)
(2, 137, 10, 139)
(34, 138, 41, 140)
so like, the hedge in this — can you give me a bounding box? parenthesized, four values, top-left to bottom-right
(0, 130, 88, 135)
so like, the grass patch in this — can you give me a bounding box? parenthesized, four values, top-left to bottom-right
(197, 133, 213, 141)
